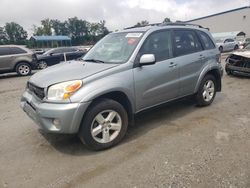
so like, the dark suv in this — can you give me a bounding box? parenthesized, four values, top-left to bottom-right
(0, 45, 37, 76)
(37, 47, 86, 69)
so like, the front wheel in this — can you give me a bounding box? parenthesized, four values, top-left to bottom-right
(78, 99, 128, 151)
(195, 75, 217, 106)
(38, 61, 47, 69)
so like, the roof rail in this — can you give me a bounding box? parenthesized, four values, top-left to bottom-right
(124, 22, 209, 30)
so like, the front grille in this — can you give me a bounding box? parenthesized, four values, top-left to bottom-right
(28, 82, 45, 100)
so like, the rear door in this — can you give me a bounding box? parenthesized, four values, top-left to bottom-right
(172, 29, 204, 96)
(133, 29, 179, 111)
(0, 47, 14, 71)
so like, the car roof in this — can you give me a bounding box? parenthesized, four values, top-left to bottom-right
(116, 24, 210, 34)
(0, 45, 33, 53)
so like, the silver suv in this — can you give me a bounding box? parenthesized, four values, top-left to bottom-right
(21, 23, 223, 150)
(0, 45, 37, 76)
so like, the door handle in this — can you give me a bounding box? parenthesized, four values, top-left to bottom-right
(169, 62, 177, 68)
(199, 54, 206, 60)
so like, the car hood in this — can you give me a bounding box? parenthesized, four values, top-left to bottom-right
(36, 53, 49, 60)
(29, 60, 119, 88)
(232, 50, 250, 58)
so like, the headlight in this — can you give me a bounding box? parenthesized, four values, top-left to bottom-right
(47, 80, 82, 101)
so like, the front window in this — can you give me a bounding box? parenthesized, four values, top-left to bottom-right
(83, 32, 144, 64)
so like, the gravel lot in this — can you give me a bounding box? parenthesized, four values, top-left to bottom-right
(0, 58, 249, 188)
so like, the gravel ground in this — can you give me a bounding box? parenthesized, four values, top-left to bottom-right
(0, 58, 249, 188)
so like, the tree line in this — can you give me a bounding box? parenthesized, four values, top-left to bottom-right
(0, 17, 172, 47)
(0, 17, 109, 46)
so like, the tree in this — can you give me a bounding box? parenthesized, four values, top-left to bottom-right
(51, 19, 69, 36)
(163, 17, 171, 23)
(133, 20, 149, 27)
(33, 18, 52, 36)
(66, 17, 88, 45)
(4, 22, 27, 43)
(0, 27, 7, 42)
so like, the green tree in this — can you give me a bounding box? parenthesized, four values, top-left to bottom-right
(67, 17, 88, 45)
(0, 27, 7, 43)
(163, 17, 171, 23)
(33, 18, 52, 36)
(4, 22, 27, 43)
(51, 19, 69, 35)
(133, 20, 149, 27)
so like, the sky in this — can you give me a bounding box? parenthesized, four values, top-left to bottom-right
(0, 0, 249, 33)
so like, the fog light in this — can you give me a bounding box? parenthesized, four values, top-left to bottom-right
(53, 119, 61, 129)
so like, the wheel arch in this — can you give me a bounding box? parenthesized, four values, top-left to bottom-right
(195, 68, 222, 93)
(82, 91, 135, 127)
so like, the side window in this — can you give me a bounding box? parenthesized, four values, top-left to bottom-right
(138, 30, 172, 62)
(9, 47, 27, 55)
(224, 39, 229, 43)
(52, 48, 63, 54)
(197, 31, 215, 50)
(173, 30, 202, 57)
(228, 39, 234, 42)
(0, 47, 11, 56)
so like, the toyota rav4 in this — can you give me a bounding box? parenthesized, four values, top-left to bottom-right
(21, 23, 223, 150)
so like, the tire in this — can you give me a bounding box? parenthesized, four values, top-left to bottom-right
(78, 99, 128, 151)
(195, 75, 217, 106)
(225, 68, 232, 75)
(38, 61, 47, 69)
(234, 45, 239, 50)
(16, 62, 31, 76)
(219, 46, 223, 53)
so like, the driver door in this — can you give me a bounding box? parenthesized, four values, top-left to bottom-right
(133, 30, 179, 111)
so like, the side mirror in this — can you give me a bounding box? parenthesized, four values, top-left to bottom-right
(139, 54, 156, 66)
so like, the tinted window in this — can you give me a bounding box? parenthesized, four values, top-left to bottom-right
(9, 47, 27, 54)
(62, 48, 77, 53)
(173, 30, 202, 56)
(0, 47, 11, 56)
(197, 31, 215, 50)
(139, 30, 172, 62)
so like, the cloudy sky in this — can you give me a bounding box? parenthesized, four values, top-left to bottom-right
(0, 0, 249, 32)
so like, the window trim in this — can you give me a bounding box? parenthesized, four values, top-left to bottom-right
(135, 29, 174, 65)
(172, 28, 204, 58)
(196, 30, 216, 50)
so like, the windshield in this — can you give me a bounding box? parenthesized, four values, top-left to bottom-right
(244, 44, 250, 50)
(83, 32, 144, 64)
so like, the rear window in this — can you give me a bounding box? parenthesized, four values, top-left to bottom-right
(197, 31, 215, 50)
(0, 47, 11, 56)
(9, 47, 27, 54)
(173, 29, 203, 57)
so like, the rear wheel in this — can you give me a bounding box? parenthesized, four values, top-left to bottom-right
(16, 62, 31, 76)
(195, 75, 216, 106)
(78, 99, 128, 150)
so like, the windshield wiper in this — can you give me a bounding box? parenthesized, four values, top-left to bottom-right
(83, 59, 105, 63)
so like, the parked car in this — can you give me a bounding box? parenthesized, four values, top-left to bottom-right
(215, 38, 239, 53)
(21, 23, 223, 150)
(0, 45, 37, 76)
(37, 47, 86, 69)
(225, 43, 250, 77)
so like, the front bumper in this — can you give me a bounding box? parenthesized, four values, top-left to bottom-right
(20, 90, 91, 134)
(225, 63, 250, 77)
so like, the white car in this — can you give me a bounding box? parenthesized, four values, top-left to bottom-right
(215, 38, 239, 53)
